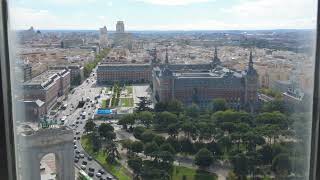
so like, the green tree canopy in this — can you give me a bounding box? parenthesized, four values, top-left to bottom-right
(153, 135, 166, 146)
(185, 103, 200, 118)
(140, 131, 156, 143)
(160, 143, 176, 155)
(118, 114, 136, 129)
(138, 111, 154, 128)
(154, 111, 178, 130)
(133, 126, 146, 140)
(272, 153, 291, 178)
(98, 123, 115, 141)
(231, 153, 249, 179)
(135, 96, 152, 112)
(167, 123, 179, 137)
(131, 141, 144, 154)
(195, 148, 214, 168)
(262, 100, 288, 113)
(84, 120, 96, 133)
(211, 98, 227, 112)
(128, 157, 143, 179)
(144, 142, 159, 157)
(157, 151, 174, 164)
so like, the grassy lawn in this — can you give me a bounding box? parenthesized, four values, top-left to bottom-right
(120, 98, 134, 107)
(101, 99, 107, 109)
(171, 166, 218, 180)
(81, 135, 132, 180)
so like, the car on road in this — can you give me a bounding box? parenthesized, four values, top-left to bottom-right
(82, 161, 87, 165)
(74, 145, 77, 149)
(88, 172, 94, 177)
(77, 137, 80, 140)
(75, 131, 80, 135)
(87, 156, 93, 161)
(75, 150, 80, 154)
(96, 173, 102, 178)
(88, 167, 95, 172)
(98, 169, 105, 174)
(74, 158, 79, 163)
(106, 176, 112, 180)
(79, 153, 85, 158)
(61, 116, 67, 121)
(80, 165, 86, 170)
(75, 154, 80, 159)
(100, 178, 106, 180)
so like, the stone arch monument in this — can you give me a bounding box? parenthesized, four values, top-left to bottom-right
(18, 126, 74, 180)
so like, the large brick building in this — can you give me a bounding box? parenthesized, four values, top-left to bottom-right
(97, 64, 152, 84)
(49, 65, 84, 85)
(23, 69, 70, 111)
(153, 48, 258, 109)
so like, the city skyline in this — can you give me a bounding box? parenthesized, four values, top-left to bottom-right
(10, 0, 317, 30)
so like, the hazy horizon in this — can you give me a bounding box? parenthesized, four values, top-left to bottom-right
(16, 28, 315, 32)
(9, 0, 317, 31)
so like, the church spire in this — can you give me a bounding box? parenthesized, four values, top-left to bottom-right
(214, 46, 218, 59)
(247, 49, 257, 75)
(162, 47, 172, 76)
(249, 50, 253, 68)
(165, 48, 169, 64)
(212, 46, 221, 66)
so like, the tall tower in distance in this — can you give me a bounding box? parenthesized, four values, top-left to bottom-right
(244, 50, 259, 112)
(211, 46, 221, 68)
(116, 21, 125, 33)
(99, 26, 108, 48)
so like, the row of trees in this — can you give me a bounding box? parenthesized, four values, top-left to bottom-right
(84, 48, 110, 77)
(111, 83, 121, 107)
(121, 131, 215, 179)
(119, 98, 310, 179)
(84, 120, 120, 163)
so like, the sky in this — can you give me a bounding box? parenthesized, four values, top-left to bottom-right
(9, 0, 318, 30)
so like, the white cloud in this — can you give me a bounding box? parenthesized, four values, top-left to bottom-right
(221, 0, 317, 29)
(9, 7, 58, 29)
(135, 0, 213, 6)
(9, 7, 104, 30)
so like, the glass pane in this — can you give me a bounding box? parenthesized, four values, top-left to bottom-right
(7, 0, 317, 179)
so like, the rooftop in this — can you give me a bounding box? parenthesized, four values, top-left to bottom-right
(99, 63, 150, 67)
(24, 69, 68, 89)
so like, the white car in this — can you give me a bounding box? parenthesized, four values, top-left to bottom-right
(81, 165, 86, 170)
(96, 173, 102, 177)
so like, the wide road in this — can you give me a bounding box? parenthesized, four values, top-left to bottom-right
(51, 68, 115, 180)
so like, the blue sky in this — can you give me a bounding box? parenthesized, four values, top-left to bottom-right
(9, 0, 317, 30)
